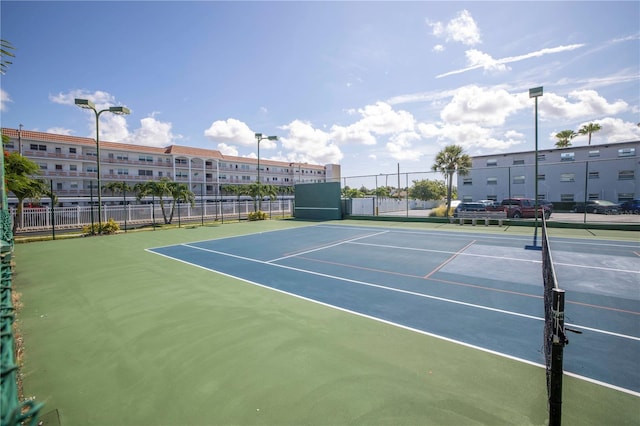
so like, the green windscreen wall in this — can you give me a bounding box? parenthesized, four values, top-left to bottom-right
(294, 182, 342, 220)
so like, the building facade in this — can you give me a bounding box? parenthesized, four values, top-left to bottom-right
(2, 128, 340, 206)
(457, 140, 638, 203)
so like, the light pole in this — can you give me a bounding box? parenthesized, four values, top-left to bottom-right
(254, 132, 278, 211)
(75, 98, 130, 233)
(526, 86, 543, 250)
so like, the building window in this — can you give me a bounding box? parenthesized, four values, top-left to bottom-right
(588, 171, 599, 179)
(70, 182, 78, 190)
(588, 193, 599, 200)
(117, 154, 129, 161)
(487, 177, 498, 185)
(70, 165, 77, 171)
(537, 174, 545, 181)
(140, 156, 153, 163)
(55, 164, 63, 170)
(560, 152, 575, 162)
(117, 169, 129, 175)
(69, 147, 77, 154)
(588, 150, 600, 158)
(30, 144, 47, 151)
(176, 171, 188, 178)
(87, 166, 97, 173)
(175, 158, 187, 165)
(462, 177, 472, 185)
(486, 159, 498, 167)
(38, 163, 48, 170)
(560, 173, 575, 182)
(487, 195, 497, 201)
(537, 154, 546, 161)
(513, 175, 525, 184)
(618, 170, 634, 180)
(138, 170, 153, 176)
(618, 148, 635, 157)
(242, 175, 251, 181)
(618, 193, 634, 202)
(560, 194, 574, 202)
(513, 159, 525, 165)
(462, 196, 473, 202)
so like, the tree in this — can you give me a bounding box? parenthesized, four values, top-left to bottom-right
(4, 151, 55, 232)
(134, 178, 194, 225)
(431, 145, 471, 217)
(578, 122, 602, 146)
(1, 39, 15, 75)
(103, 181, 131, 197)
(554, 130, 577, 148)
(167, 181, 195, 223)
(409, 179, 447, 201)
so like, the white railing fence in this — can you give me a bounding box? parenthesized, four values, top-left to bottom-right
(10, 199, 293, 233)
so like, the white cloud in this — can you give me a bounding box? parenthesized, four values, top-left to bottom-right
(440, 85, 527, 126)
(437, 43, 585, 78)
(279, 120, 343, 164)
(540, 90, 629, 121)
(432, 44, 445, 53)
(576, 118, 640, 144)
(127, 115, 176, 147)
(330, 102, 416, 146)
(46, 127, 73, 136)
(385, 131, 423, 161)
(217, 143, 239, 156)
(0, 89, 11, 112)
(428, 10, 481, 46)
(204, 118, 276, 148)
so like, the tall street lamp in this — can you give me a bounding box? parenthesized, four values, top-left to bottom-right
(75, 98, 130, 233)
(254, 132, 278, 211)
(526, 86, 543, 250)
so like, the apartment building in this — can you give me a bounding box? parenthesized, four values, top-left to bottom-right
(2, 128, 339, 206)
(457, 140, 638, 203)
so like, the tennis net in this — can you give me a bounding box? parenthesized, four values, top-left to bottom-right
(541, 215, 568, 426)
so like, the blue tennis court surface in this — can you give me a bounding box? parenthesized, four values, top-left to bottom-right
(148, 224, 640, 396)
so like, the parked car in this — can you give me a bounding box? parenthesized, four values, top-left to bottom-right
(453, 202, 487, 217)
(486, 198, 551, 219)
(619, 199, 640, 214)
(571, 200, 620, 214)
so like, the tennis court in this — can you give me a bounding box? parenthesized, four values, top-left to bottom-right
(14, 219, 640, 425)
(149, 223, 640, 396)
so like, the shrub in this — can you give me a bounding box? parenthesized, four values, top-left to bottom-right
(248, 211, 268, 221)
(82, 218, 120, 235)
(429, 205, 455, 217)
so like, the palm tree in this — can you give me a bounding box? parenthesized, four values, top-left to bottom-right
(167, 182, 195, 223)
(4, 151, 55, 232)
(554, 130, 577, 148)
(103, 181, 131, 197)
(431, 145, 471, 217)
(578, 122, 602, 146)
(1, 39, 15, 75)
(134, 178, 173, 224)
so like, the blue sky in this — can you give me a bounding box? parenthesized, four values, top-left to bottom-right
(1, 1, 639, 179)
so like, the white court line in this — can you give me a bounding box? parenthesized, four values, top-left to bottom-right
(178, 243, 639, 342)
(348, 241, 541, 265)
(147, 245, 640, 398)
(267, 230, 390, 263)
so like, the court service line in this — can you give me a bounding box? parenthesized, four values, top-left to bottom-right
(424, 240, 476, 279)
(147, 247, 640, 398)
(349, 241, 541, 265)
(177, 244, 639, 342)
(267, 230, 390, 263)
(350, 241, 640, 275)
(295, 256, 639, 316)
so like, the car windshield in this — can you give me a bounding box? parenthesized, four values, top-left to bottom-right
(598, 201, 617, 206)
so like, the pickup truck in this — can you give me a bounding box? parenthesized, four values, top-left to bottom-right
(486, 198, 551, 219)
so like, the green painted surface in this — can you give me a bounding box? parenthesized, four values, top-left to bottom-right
(14, 220, 639, 425)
